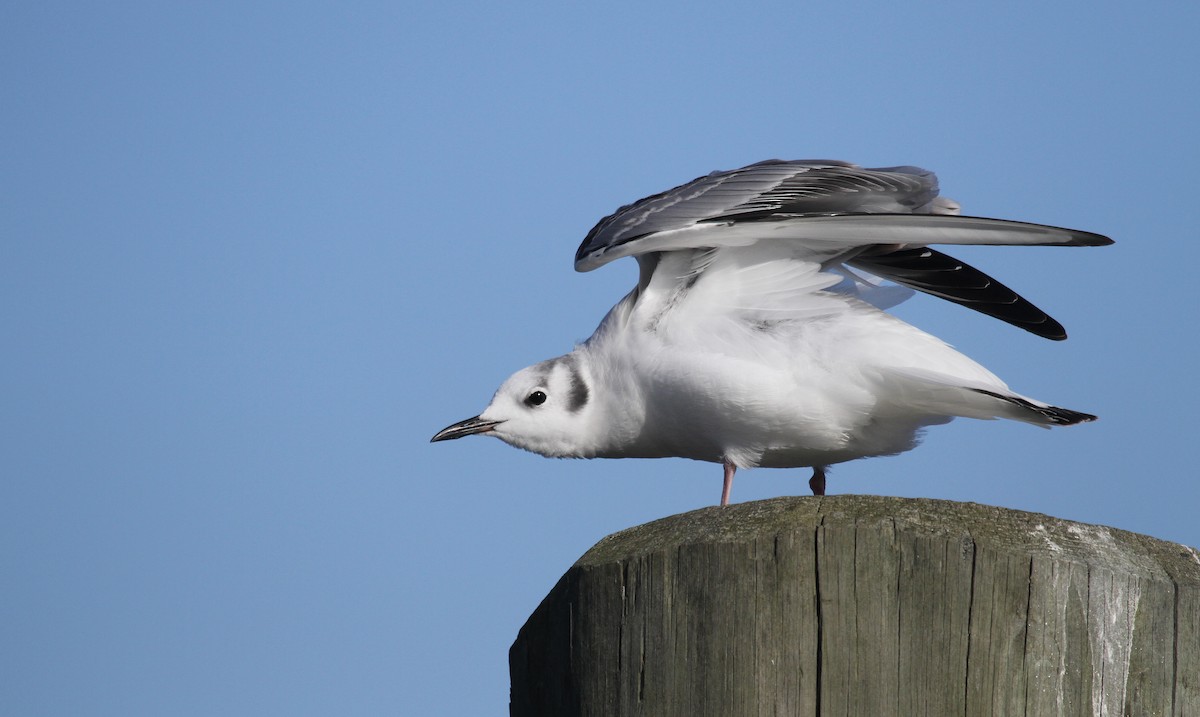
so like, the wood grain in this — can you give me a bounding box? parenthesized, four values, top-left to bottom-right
(509, 496, 1200, 716)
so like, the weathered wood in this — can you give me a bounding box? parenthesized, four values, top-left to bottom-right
(509, 496, 1200, 716)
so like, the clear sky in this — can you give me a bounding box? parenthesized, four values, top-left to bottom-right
(3, 2, 1197, 714)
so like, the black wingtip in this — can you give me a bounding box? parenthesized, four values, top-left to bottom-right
(1068, 229, 1114, 247)
(1031, 404, 1098, 425)
(849, 248, 1072, 341)
(971, 389, 1098, 425)
(1032, 316, 1068, 341)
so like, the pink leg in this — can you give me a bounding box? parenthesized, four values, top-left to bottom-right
(721, 461, 737, 506)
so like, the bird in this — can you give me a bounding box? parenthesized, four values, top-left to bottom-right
(431, 160, 1111, 505)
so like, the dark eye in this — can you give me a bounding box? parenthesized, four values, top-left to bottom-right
(525, 390, 547, 407)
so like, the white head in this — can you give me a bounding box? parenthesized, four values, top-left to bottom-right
(431, 353, 598, 458)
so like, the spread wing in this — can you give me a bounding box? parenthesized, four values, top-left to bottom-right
(575, 160, 1112, 340)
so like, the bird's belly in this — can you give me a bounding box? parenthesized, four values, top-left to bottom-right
(625, 350, 953, 468)
(630, 361, 867, 464)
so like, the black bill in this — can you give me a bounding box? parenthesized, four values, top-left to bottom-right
(430, 416, 503, 442)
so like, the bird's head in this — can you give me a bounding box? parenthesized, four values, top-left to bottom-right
(430, 353, 596, 458)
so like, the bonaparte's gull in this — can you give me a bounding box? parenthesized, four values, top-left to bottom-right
(432, 160, 1110, 505)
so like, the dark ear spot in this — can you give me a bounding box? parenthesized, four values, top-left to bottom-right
(565, 366, 589, 413)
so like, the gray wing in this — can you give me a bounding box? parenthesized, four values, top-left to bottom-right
(573, 159, 1113, 340)
(575, 160, 942, 270)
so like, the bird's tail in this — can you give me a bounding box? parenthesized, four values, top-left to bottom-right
(880, 367, 1097, 427)
(966, 388, 1096, 426)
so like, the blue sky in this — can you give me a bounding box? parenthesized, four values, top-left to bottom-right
(3, 2, 1197, 714)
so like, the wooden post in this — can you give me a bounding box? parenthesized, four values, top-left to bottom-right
(510, 496, 1200, 716)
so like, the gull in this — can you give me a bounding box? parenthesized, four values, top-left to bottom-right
(431, 160, 1111, 505)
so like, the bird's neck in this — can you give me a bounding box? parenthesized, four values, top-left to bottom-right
(570, 335, 659, 459)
